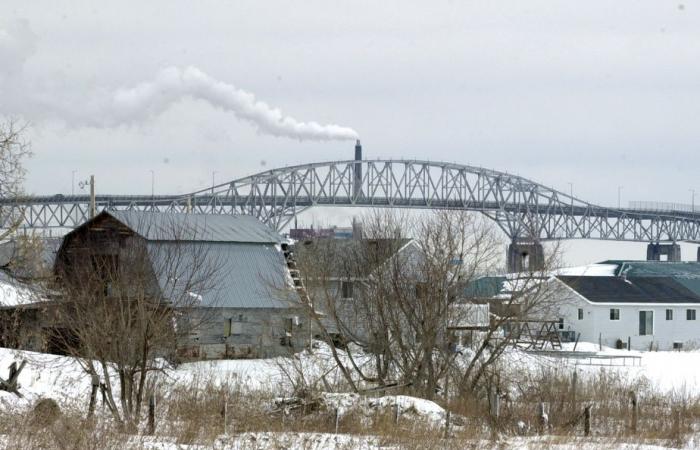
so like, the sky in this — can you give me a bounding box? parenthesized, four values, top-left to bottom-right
(1, 1, 699, 265)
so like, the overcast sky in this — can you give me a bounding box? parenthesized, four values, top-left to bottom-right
(2, 1, 699, 264)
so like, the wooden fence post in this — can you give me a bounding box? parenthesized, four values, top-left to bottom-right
(444, 409, 451, 438)
(147, 394, 155, 435)
(489, 391, 500, 440)
(629, 391, 637, 434)
(223, 397, 228, 436)
(538, 402, 548, 432)
(335, 408, 340, 434)
(88, 373, 99, 419)
(571, 371, 578, 407)
(99, 383, 107, 410)
(584, 405, 592, 436)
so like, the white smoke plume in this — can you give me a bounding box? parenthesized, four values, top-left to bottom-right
(105, 66, 359, 141)
(0, 20, 358, 141)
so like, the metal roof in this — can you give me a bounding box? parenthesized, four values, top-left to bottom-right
(463, 276, 507, 298)
(147, 241, 302, 309)
(105, 210, 280, 244)
(557, 275, 700, 304)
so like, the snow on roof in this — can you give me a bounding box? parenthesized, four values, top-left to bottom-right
(555, 263, 619, 277)
(0, 273, 46, 308)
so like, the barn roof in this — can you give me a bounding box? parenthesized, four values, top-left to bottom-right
(103, 210, 280, 244)
(147, 241, 300, 309)
(557, 275, 700, 304)
(63, 211, 300, 309)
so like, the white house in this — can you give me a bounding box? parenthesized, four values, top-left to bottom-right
(551, 275, 700, 351)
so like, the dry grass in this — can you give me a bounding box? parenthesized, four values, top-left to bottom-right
(0, 367, 697, 449)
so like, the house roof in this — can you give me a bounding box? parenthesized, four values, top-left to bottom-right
(463, 276, 507, 298)
(295, 238, 412, 278)
(557, 275, 700, 304)
(103, 210, 280, 244)
(599, 260, 700, 279)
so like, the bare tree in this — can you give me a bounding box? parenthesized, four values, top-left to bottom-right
(296, 209, 566, 405)
(0, 119, 32, 241)
(297, 210, 503, 399)
(53, 214, 221, 429)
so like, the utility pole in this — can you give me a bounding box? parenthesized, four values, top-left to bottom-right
(212, 171, 218, 194)
(71, 170, 76, 196)
(150, 170, 155, 211)
(618, 185, 623, 209)
(89, 175, 96, 218)
(690, 188, 696, 213)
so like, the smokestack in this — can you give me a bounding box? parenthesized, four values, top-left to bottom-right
(353, 140, 362, 199)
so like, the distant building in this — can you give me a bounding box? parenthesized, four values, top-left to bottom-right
(294, 237, 419, 342)
(54, 210, 310, 360)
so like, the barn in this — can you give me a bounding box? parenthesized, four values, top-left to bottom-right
(54, 210, 310, 360)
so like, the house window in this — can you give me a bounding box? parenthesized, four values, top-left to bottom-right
(578, 308, 584, 320)
(341, 281, 354, 299)
(558, 318, 564, 330)
(666, 309, 673, 320)
(687, 309, 696, 321)
(610, 308, 620, 320)
(639, 311, 653, 336)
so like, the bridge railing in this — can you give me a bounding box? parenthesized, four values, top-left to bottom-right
(628, 201, 698, 214)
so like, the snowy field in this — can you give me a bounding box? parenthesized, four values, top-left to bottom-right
(1, 343, 699, 449)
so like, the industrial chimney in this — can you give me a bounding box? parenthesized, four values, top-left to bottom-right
(353, 140, 362, 198)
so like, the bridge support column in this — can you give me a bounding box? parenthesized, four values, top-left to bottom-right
(646, 243, 681, 262)
(507, 241, 544, 273)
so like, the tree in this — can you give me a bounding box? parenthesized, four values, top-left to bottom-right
(297, 209, 564, 402)
(53, 213, 222, 428)
(0, 119, 32, 241)
(297, 210, 502, 399)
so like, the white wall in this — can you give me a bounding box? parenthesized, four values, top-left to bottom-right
(552, 280, 700, 351)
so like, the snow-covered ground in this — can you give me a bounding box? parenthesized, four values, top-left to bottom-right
(2, 341, 700, 409)
(1, 342, 700, 449)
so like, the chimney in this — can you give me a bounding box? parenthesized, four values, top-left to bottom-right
(354, 139, 362, 161)
(353, 140, 362, 198)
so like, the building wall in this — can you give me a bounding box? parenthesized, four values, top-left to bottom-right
(178, 306, 312, 360)
(552, 281, 700, 351)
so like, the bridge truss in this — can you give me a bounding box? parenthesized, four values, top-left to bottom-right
(3, 159, 700, 243)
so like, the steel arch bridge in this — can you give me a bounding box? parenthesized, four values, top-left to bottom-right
(3, 158, 700, 243)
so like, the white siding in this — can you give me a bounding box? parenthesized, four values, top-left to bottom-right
(552, 279, 700, 351)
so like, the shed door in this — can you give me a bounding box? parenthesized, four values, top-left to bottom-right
(639, 311, 653, 336)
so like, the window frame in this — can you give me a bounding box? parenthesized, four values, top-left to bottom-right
(609, 308, 620, 321)
(639, 310, 654, 336)
(666, 309, 673, 321)
(687, 309, 697, 321)
(577, 308, 584, 320)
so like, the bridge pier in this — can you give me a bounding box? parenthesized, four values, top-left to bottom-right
(646, 243, 681, 262)
(507, 241, 544, 273)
